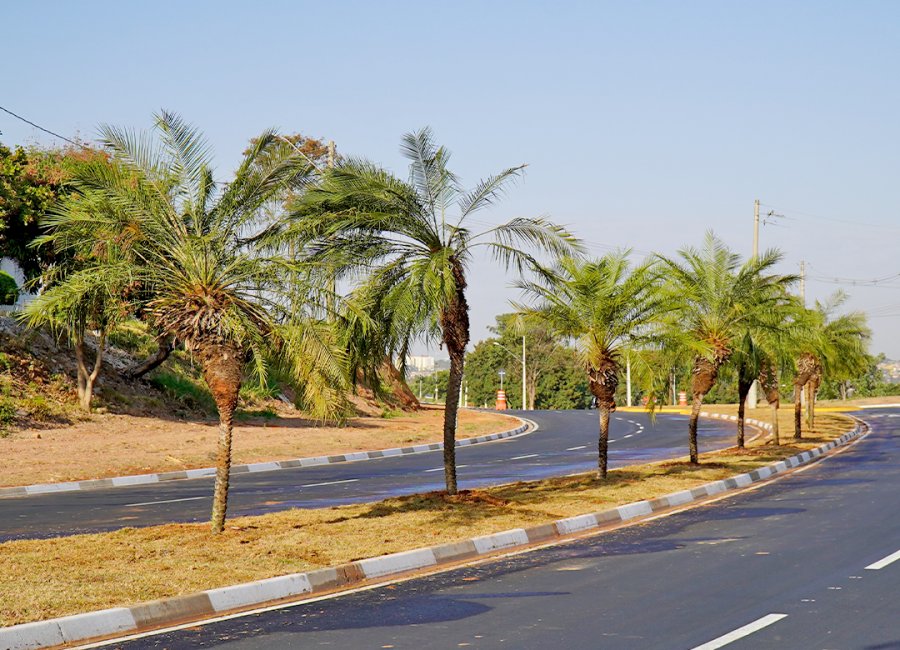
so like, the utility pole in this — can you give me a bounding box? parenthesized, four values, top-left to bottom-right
(800, 260, 806, 306)
(626, 353, 632, 407)
(521, 335, 527, 411)
(748, 198, 761, 410)
(327, 140, 336, 168)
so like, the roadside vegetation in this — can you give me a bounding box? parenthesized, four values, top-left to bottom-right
(0, 112, 890, 534)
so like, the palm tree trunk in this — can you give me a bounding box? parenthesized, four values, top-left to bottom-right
(201, 343, 243, 533)
(793, 383, 803, 440)
(598, 405, 610, 479)
(442, 346, 464, 495)
(737, 378, 752, 449)
(438, 259, 470, 496)
(770, 403, 780, 445)
(688, 395, 703, 464)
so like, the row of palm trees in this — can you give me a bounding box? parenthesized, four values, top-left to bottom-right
(20, 113, 869, 532)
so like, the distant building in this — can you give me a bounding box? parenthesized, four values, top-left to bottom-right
(878, 359, 900, 383)
(406, 355, 436, 373)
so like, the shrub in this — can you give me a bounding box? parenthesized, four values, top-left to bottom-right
(0, 271, 19, 306)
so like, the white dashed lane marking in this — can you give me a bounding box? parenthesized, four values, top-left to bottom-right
(566, 446, 587, 451)
(425, 465, 468, 473)
(866, 548, 900, 570)
(510, 454, 539, 461)
(691, 613, 787, 649)
(301, 479, 359, 488)
(125, 496, 207, 507)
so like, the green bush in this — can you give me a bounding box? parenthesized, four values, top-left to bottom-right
(0, 397, 16, 436)
(149, 371, 216, 414)
(0, 271, 19, 306)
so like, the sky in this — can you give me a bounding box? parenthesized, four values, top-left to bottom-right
(3, 0, 900, 357)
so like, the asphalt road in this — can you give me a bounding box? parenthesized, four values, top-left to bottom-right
(99, 407, 900, 650)
(0, 409, 736, 540)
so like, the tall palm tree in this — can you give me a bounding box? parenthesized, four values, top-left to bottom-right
(657, 233, 796, 464)
(285, 127, 582, 494)
(516, 253, 668, 478)
(39, 112, 345, 532)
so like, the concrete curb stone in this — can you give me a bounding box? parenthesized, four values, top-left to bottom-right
(0, 416, 867, 650)
(0, 418, 531, 500)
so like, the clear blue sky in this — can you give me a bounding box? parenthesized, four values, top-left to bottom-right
(4, 1, 900, 357)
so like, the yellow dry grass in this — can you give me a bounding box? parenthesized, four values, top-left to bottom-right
(0, 412, 855, 627)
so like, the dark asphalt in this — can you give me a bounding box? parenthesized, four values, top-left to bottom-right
(0, 410, 737, 540)
(102, 408, 900, 650)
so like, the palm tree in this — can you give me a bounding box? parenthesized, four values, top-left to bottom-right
(39, 112, 344, 532)
(285, 127, 582, 494)
(731, 295, 806, 446)
(657, 233, 796, 464)
(516, 253, 667, 478)
(793, 293, 870, 438)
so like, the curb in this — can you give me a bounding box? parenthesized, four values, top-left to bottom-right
(0, 418, 866, 650)
(0, 417, 531, 500)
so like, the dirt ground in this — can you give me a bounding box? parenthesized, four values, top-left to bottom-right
(0, 407, 519, 487)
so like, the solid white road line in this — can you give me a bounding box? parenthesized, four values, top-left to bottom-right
(866, 548, 900, 570)
(623, 434, 633, 439)
(691, 614, 787, 650)
(510, 454, 539, 460)
(566, 446, 587, 451)
(301, 479, 359, 488)
(124, 496, 208, 507)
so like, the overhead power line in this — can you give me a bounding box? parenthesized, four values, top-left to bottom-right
(0, 104, 91, 149)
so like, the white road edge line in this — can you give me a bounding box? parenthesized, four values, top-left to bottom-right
(301, 479, 359, 488)
(691, 613, 787, 650)
(566, 446, 587, 451)
(124, 496, 208, 507)
(865, 548, 900, 570)
(510, 454, 539, 460)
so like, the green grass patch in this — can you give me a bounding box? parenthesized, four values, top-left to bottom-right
(149, 371, 216, 414)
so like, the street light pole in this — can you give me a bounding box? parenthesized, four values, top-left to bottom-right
(521, 335, 527, 411)
(493, 340, 527, 410)
(499, 369, 506, 391)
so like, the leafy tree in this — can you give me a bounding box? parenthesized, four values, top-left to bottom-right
(656, 233, 795, 464)
(516, 253, 667, 478)
(0, 141, 106, 282)
(286, 127, 581, 494)
(33, 111, 345, 532)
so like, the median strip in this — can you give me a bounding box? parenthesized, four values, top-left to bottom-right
(0, 414, 864, 649)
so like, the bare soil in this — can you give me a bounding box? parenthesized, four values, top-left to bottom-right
(0, 406, 518, 487)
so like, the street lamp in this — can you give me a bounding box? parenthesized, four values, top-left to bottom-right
(498, 369, 506, 391)
(493, 336, 527, 410)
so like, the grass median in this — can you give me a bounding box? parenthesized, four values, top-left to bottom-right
(0, 410, 855, 627)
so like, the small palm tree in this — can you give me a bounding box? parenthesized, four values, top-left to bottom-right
(42, 112, 344, 532)
(287, 127, 582, 493)
(657, 233, 795, 464)
(516, 253, 667, 478)
(793, 293, 870, 438)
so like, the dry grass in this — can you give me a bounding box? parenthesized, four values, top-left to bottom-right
(0, 412, 855, 627)
(0, 407, 516, 487)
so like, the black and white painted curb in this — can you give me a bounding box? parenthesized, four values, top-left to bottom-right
(0, 418, 531, 500)
(0, 418, 866, 650)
